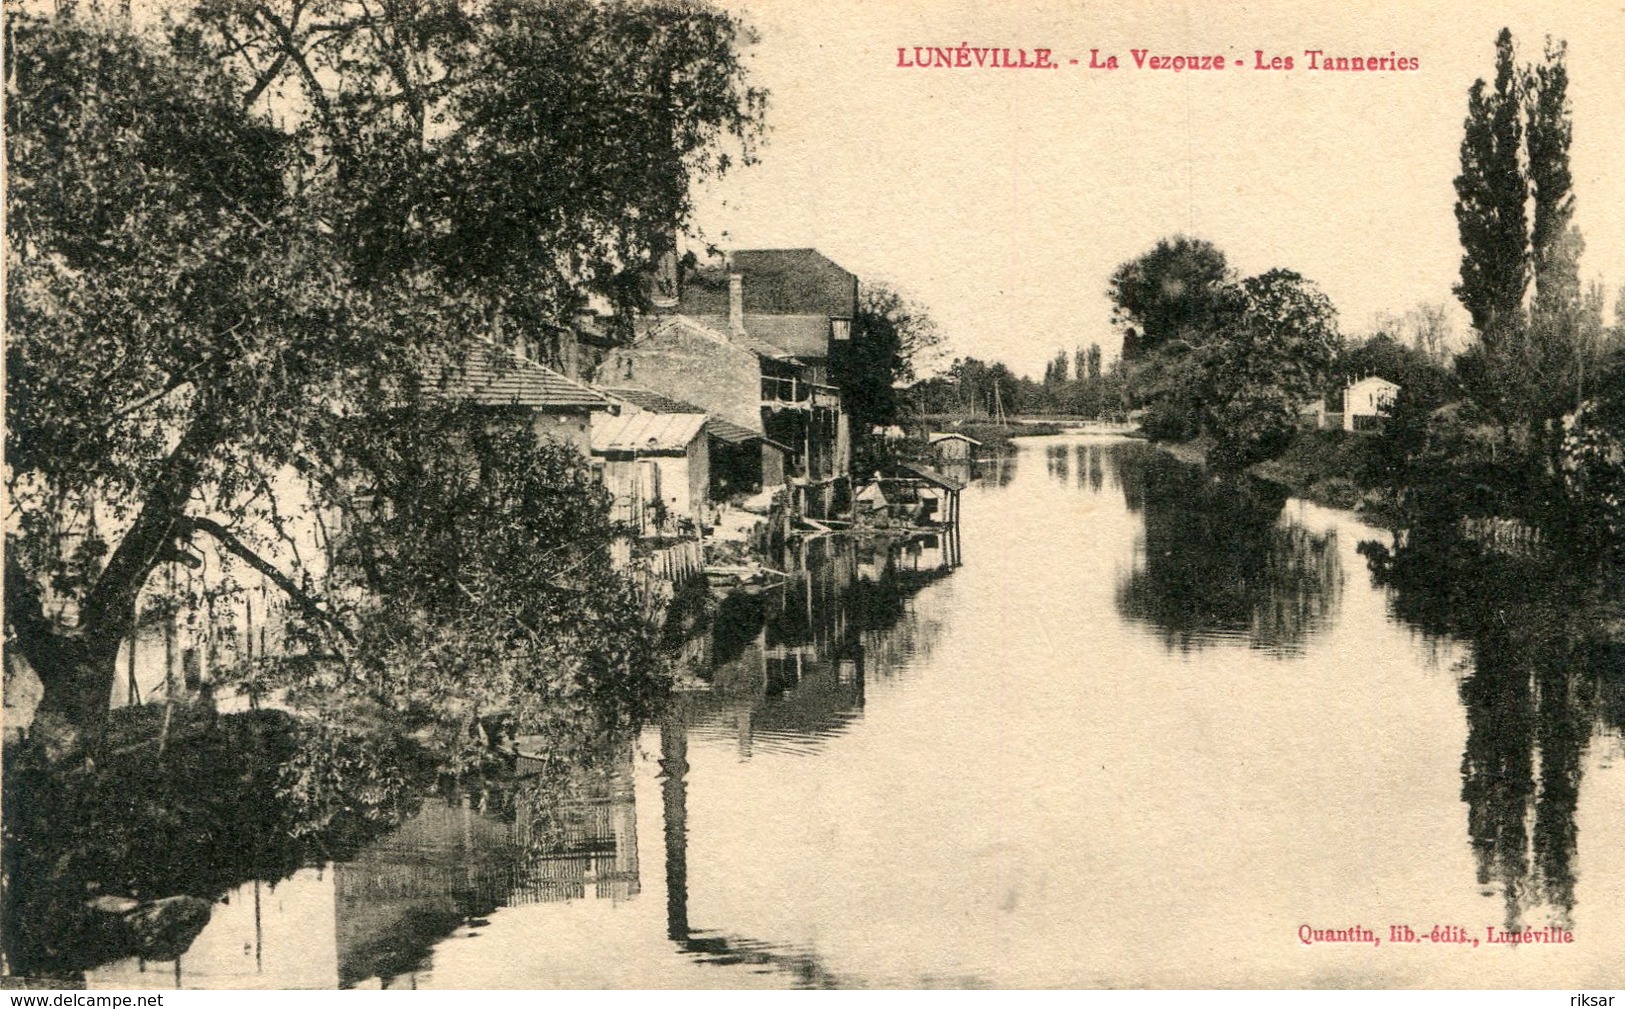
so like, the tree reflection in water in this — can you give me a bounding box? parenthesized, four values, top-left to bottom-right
(24, 533, 947, 987)
(1, 707, 428, 980)
(974, 451, 1018, 489)
(1364, 531, 1625, 932)
(1045, 443, 1070, 483)
(1111, 445, 1343, 656)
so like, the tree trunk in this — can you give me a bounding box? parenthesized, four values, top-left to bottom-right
(8, 554, 142, 764)
(7, 415, 223, 762)
(28, 634, 122, 762)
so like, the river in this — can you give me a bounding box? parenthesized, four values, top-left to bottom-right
(80, 434, 1625, 989)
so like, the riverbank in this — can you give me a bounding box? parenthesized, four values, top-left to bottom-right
(1249, 429, 1386, 512)
(1141, 429, 1383, 514)
(923, 419, 1064, 453)
(1141, 428, 1625, 640)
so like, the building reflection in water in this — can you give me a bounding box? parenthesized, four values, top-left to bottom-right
(656, 705, 846, 987)
(331, 748, 640, 989)
(677, 533, 947, 759)
(87, 748, 641, 990)
(645, 532, 946, 986)
(83, 527, 949, 988)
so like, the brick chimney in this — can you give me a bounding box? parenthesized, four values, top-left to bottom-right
(728, 270, 745, 334)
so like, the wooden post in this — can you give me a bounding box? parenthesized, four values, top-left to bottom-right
(953, 490, 962, 566)
(164, 566, 176, 699)
(126, 633, 140, 706)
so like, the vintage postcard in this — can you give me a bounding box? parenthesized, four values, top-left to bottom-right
(3, 0, 1623, 992)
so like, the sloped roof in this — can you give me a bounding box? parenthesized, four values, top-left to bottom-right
(929, 432, 983, 446)
(705, 416, 765, 444)
(635, 312, 800, 363)
(591, 411, 707, 454)
(601, 386, 769, 445)
(738, 314, 831, 359)
(683, 315, 803, 362)
(601, 386, 708, 415)
(854, 482, 889, 506)
(424, 342, 608, 410)
(1346, 375, 1401, 390)
(679, 249, 858, 319)
(893, 461, 966, 492)
(732, 249, 856, 314)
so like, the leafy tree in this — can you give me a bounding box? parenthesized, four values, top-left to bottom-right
(308, 410, 667, 772)
(1045, 349, 1069, 386)
(1334, 333, 1456, 411)
(1560, 348, 1625, 562)
(1197, 270, 1342, 469)
(1453, 28, 1528, 341)
(1130, 347, 1206, 441)
(1453, 29, 1584, 425)
(1108, 236, 1231, 362)
(1527, 37, 1578, 322)
(1371, 302, 1456, 362)
(4, 4, 765, 758)
(186, 0, 767, 323)
(838, 281, 944, 439)
(5, 14, 368, 755)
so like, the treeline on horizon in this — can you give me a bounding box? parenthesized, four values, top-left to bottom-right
(898, 28, 1625, 568)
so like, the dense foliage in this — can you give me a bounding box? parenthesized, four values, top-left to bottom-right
(3, 2, 766, 756)
(1110, 242, 1343, 467)
(1195, 269, 1342, 468)
(836, 282, 945, 438)
(305, 412, 669, 772)
(1107, 235, 1231, 363)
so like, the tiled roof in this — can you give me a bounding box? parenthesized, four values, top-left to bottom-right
(425, 342, 608, 410)
(683, 314, 802, 361)
(601, 386, 767, 445)
(705, 416, 763, 444)
(591, 411, 708, 454)
(679, 249, 858, 318)
(633, 312, 799, 363)
(601, 387, 708, 415)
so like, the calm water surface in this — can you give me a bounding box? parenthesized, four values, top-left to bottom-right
(87, 435, 1625, 988)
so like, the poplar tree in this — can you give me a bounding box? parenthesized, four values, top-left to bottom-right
(1524, 36, 1589, 414)
(1527, 36, 1579, 321)
(1452, 28, 1528, 342)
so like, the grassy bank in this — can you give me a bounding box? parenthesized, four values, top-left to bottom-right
(1250, 429, 1386, 512)
(1141, 428, 1386, 515)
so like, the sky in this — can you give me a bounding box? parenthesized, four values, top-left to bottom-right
(687, 0, 1625, 378)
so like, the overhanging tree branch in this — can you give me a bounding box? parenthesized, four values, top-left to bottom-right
(80, 413, 222, 635)
(177, 515, 356, 646)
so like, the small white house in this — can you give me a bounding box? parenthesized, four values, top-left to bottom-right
(1344, 376, 1400, 432)
(591, 411, 710, 533)
(927, 431, 983, 462)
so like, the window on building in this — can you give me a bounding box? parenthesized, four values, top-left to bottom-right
(831, 318, 851, 341)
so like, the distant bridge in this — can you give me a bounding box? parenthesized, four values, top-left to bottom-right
(1010, 416, 1139, 434)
